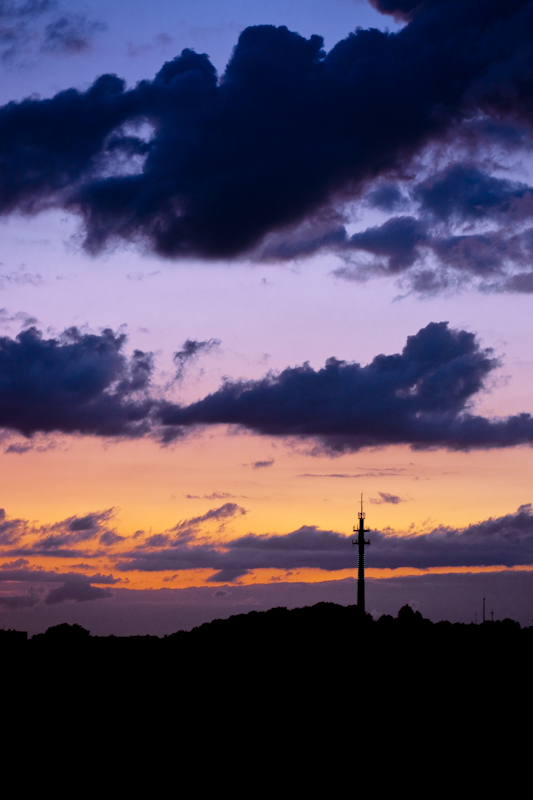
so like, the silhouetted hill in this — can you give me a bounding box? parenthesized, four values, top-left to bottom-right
(3, 602, 531, 669)
(4, 601, 524, 770)
(0, 607, 528, 777)
(3, 602, 532, 719)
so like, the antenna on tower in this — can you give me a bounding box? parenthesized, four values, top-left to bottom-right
(352, 492, 371, 615)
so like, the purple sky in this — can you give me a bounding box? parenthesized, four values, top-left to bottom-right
(1, 0, 533, 633)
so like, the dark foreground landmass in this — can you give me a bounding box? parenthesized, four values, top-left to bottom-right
(3, 601, 531, 647)
(2, 602, 532, 669)
(3, 602, 532, 734)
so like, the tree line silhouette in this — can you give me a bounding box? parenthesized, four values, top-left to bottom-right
(3, 603, 531, 725)
(1, 602, 529, 651)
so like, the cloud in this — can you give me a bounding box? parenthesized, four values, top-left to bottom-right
(0, 325, 154, 438)
(206, 568, 251, 583)
(98, 530, 125, 546)
(157, 321, 533, 453)
(128, 503, 247, 552)
(0, 308, 38, 329)
(185, 491, 238, 500)
(348, 216, 428, 273)
(327, 163, 533, 293)
(0, 587, 40, 608)
(298, 469, 407, 478)
(369, 0, 422, 22)
(41, 13, 106, 55)
(0, 1, 105, 62)
(366, 183, 409, 213)
(252, 459, 274, 469)
(0, 270, 42, 289)
(173, 338, 221, 381)
(114, 504, 533, 575)
(44, 575, 113, 604)
(170, 503, 247, 540)
(127, 33, 173, 60)
(5, 438, 57, 454)
(0, 1, 531, 265)
(371, 504, 533, 568)
(3, 573, 533, 634)
(0, 1, 55, 18)
(5, 443, 32, 454)
(0, 565, 117, 606)
(0, 557, 29, 568)
(413, 164, 533, 223)
(0, 507, 30, 545)
(3, 321, 533, 456)
(370, 493, 405, 505)
(0, 507, 121, 557)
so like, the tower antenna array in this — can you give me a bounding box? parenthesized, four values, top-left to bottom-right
(352, 493, 371, 615)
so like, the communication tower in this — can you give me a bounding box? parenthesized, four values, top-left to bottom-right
(352, 494, 371, 614)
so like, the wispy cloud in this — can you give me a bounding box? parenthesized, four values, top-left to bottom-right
(113, 504, 533, 578)
(370, 492, 407, 505)
(172, 338, 221, 381)
(252, 459, 274, 469)
(0, 1, 105, 63)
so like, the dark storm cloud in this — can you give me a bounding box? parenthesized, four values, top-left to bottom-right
(3, 321, 533, 454)
(0, 326, 154, 438)
(0, 1, 533, 265)
(348, 216, 428, 272)
(414, 164, 533, 223)
(369, 0, 423, 21)
(157, 321, 533, 453)
(114, 504, 533, 575)
(322, 164, 533, 291)
(366, 183, 409, 212)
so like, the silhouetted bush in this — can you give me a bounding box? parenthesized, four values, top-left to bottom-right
(40, 622, 90, 641)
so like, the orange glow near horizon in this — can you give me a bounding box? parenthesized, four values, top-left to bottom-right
(3, 432, 533, 534)
(2, 429, 533, 593)
(2, 557, 531, 593)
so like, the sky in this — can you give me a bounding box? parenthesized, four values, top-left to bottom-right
(2, 0, 533, 633)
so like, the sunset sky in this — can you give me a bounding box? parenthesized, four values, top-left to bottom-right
(2, 0, 533, 634)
